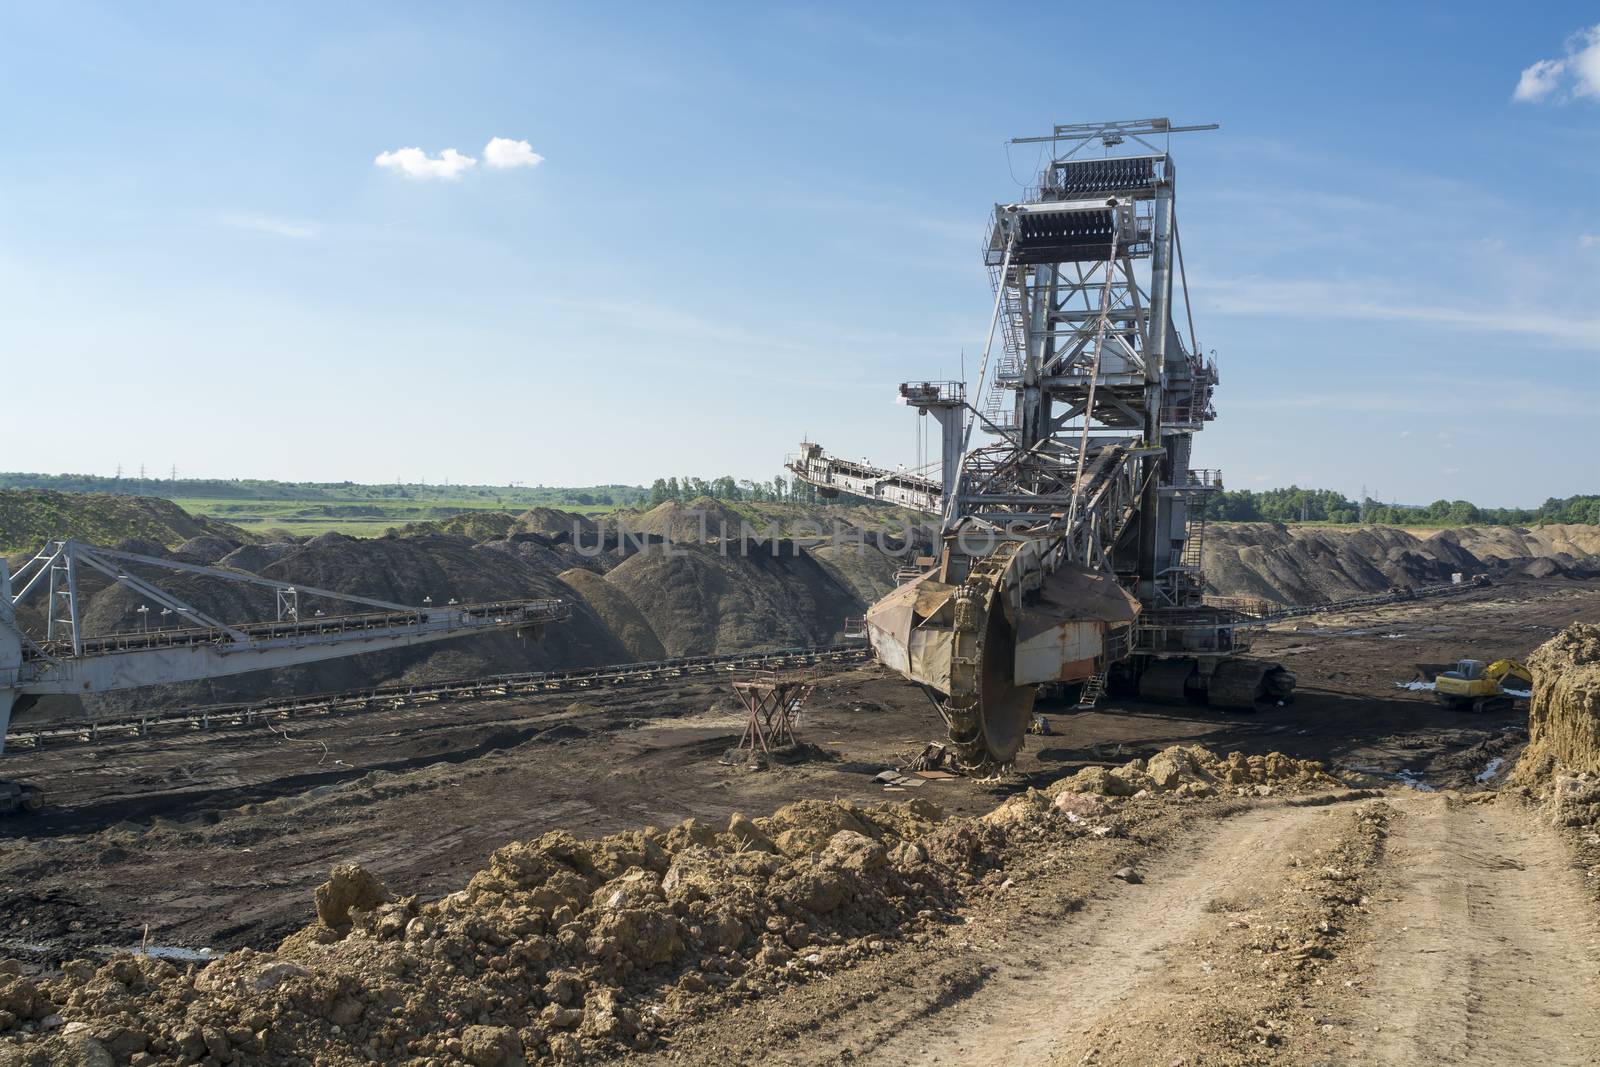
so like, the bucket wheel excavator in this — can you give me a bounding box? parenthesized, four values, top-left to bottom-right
(788, 118, 1294, 775)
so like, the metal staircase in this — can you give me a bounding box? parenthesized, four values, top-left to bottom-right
(980, 262, 1029, 431)
(1075, 668, 1108, 709)
(1181, 510, 1207, 569)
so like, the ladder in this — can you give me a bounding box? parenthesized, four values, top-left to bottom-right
(1075, 668, 1108, 709)
(980, 263, 1029, 430)
(1181, 510, 1207, 569)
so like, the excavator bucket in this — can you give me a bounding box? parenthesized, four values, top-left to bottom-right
(1012, 565, 1140, 685)
(866, 560, 1139, 774)
(863, 570, 958, 693)
(866, 568, 1033, 772)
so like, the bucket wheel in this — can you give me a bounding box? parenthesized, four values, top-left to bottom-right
(940, 586, 1035, 777)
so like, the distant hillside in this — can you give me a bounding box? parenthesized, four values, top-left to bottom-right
(0, 489, 254, 555)
(0, 472, 648, 507)
(1204, 522, 1600, 604)
(0, 474, 649, 540)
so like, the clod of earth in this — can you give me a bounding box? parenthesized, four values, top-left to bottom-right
(313, 864, 393, 932)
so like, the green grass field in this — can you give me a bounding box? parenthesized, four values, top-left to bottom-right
(170, 497, 626, 539)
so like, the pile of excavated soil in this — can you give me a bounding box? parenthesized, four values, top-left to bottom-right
(556, 568, 667, 662)
(808, 541, 902, 603)
(1513, 624, 1600, 849)
(1204, 524, 1474, 604)
(1518, 622, 1600, 780)
(1050, 744, 1341, 798)
(1205, 522, 1600, 604)
(0, 746, 1341, 1067)
(609, 498, 929, 546)
(616, 498, 753, 543)
(1440, 523, 1600, 563)
(598, 541, 868, 657)
(980, 744, 1344, 830)
(0, 489, 254, 556)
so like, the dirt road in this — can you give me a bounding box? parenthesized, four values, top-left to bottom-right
(656, 791, 1600, 1066)
(1344, 796, 1600, 1065)
(849, 802, 1353, 1066)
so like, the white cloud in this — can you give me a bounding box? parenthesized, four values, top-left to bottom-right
(220, 214, 320, 239)
(374, 146, 477, 180)
(484, 137, 544, 170)
(1581, 234, 1600, 249)
(1512, 24, 1600, 102)
(1577, 29, 1600, 97)
(1515, 58, 1567, 101)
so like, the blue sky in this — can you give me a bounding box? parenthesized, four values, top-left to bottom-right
(1, 2, 1595, 507)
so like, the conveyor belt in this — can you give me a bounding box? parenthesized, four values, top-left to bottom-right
(6, 642, 872, 750)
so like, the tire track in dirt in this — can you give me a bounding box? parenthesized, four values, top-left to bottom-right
(1339, 796, 1600, 1065)
(847, 801, 1359, 1066)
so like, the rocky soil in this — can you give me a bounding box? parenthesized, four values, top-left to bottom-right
(0, 745, 1343, 1066)
(1510, 621, 1600, 904)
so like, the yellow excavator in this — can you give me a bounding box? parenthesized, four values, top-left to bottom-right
(1434, 659, 1533, 713)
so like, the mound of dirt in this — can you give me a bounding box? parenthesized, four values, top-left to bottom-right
(1204, 524, 1470, 604)
(601, 541, 864, 656)
(1046, 744, 1341, 801)
(171, 534, 236, 566)
(1516, 623, 1600, 782)
(808, 542, 902, 603)
(0, 797, 964, 1064)
(385, 511, 521, 542)
(512, 508, 603, 543)
(1203, 522, 1600, 605)
(557, 568, 666, 662)
(216, 542, 298, 571)
(1513, 625, 1600, 861)
(623, 497, 753, 543)
(0, 489, 254, 556)
(1438, 523, 1600, 562)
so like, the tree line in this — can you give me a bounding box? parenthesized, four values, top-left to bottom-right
(0, 473, 649, 508)
(1209, 487, 1600, 527)
(646, 476, 831, 506)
